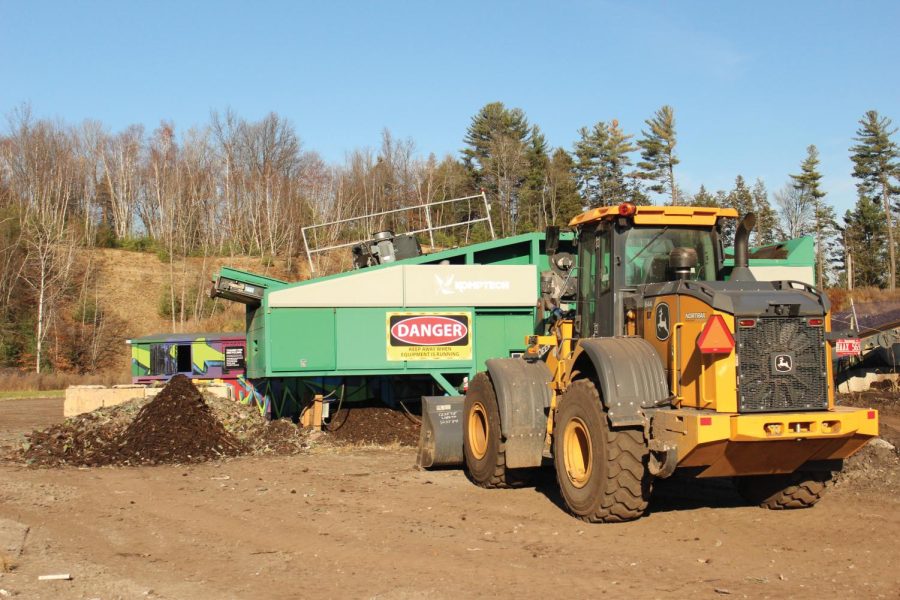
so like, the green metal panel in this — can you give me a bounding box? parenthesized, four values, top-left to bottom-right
(469, 239, 534, 266)
(723, 236, 815, 267)
(335, 307, 475, 371)
(218, 266, 288, 290)
(246, 308, 267, 378)
(334, 308, 393, 370)
(474, 311, 534, 370)
(268, 308, 336, 373)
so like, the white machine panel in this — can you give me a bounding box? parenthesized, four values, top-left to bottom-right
(266, 264, 537, 308)
(268, 267, 404, 307)
(749, 265, 815, 287)
(403, 265, 537, 307)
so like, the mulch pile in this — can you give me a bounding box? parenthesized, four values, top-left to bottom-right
(18, 375, 311, 468)
(325, 404, 420, 447)
(114, 375, 244, 465)
(834, 390, 900, 493)
(837, 389, 900, 449)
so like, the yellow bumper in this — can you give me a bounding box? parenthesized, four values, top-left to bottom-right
(664, 407, 879, 477)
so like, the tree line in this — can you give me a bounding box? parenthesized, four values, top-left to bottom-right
(0, 102, 898, 373)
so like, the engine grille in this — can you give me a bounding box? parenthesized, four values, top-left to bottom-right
(736, 317, 828, 412)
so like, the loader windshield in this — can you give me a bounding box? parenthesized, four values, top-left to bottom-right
(624, 227, 717, 285)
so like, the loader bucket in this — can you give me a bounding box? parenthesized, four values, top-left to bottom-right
(416, 396, 465, 468)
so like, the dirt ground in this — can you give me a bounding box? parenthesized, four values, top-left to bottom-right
(0, 397, 898, 599)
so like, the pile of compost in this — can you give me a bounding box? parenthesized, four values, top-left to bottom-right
(113, 375, 244, 465)
(837, 390, 900, 450)
(18, 375, 310, 467)
(325, 403, 420, 447)
(21, 407, 130, 467)
(834, 390, 900, 493)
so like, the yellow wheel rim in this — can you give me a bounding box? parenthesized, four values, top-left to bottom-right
(564, 417, 592, 488)
(468, 401, 489, 460)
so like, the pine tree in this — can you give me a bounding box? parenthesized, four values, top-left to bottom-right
(714, 190, 728, 207)
(750, 179, 782, 246)
(637, 105, 680, 205)
(605, 120, 645, 206)
(690, 185, 718, 207)
(850, 110, 900, 290)
(462, 102, 532, 236)
(462, 102, 530, 172)
(518, 125, 550, 231)
(843, 195, 888, 288)
(545, 148, 583, 226)
(572, 122, 608, 206)
(790, 145, 838, 287)
(722, 176, 754, 246)
(572, 119, 640, 207)
(816, 204, 841, 286)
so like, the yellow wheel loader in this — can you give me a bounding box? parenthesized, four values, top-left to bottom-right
(459, 203, 878, 522)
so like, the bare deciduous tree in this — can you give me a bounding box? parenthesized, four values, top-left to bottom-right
(774, 183, 815, 239)
(1, 109, 80, 372)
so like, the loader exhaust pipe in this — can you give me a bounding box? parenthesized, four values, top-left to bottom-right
(731, 213, 757, 282)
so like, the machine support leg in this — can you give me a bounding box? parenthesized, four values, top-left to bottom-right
(430, 373, 460, 396)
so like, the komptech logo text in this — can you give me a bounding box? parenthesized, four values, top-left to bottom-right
(434, 274, 511, 295)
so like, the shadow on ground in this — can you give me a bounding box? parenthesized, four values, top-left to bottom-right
(523, 464, 748, 517)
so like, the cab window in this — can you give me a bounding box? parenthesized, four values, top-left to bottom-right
(624, 227, 717, 285)
(597, 226, 611, 293)
(577, 226, 597, 334)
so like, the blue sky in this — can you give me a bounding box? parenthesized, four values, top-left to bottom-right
(2, 1, 898, 219)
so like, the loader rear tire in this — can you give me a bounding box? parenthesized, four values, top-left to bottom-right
(463, 372, 513, 488)
(553, 379, 652, 523)
(734, 470, 833, 509)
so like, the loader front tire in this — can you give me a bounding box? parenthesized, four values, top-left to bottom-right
(734, 470, 833, 509)
(553, 379, 652, 523)
(463, 372, 512, 488)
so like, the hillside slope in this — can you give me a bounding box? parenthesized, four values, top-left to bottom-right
(89, 248, 297, 372)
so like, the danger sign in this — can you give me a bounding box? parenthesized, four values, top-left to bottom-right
(390, 316, 468, 346)
(387, 313, 471, 361)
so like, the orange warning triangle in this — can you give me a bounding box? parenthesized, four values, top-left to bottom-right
(697, 315, 735, 354)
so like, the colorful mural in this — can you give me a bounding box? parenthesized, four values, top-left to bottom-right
(128, 332, 286, 417)
(128, 332, 247, 384)
(128, 334, 413, 422)
(233, 375, 271, 417)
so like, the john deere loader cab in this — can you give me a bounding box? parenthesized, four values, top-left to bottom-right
(573, 205, 725, 339)
(460, 203, 878, 523)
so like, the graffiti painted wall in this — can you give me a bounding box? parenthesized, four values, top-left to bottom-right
(130, 333, 246, 384)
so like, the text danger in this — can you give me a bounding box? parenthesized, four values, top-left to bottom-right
(390, 316, 468, 346)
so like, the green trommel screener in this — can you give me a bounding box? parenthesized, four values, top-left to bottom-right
(211, 231, 577, 423)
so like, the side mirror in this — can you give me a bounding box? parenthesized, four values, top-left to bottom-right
(545, 226, 560, 256)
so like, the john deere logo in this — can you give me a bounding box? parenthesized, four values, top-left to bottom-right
(655, 303, 670, 341)
(774, 354, 793, 373)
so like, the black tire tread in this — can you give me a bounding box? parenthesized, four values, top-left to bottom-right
(555, 379, 651, 523)
(735, 471, 833, 510)
(480, 439, 511, 489)
(580, 428, 650, 522)
(464, 372, 513, 489)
